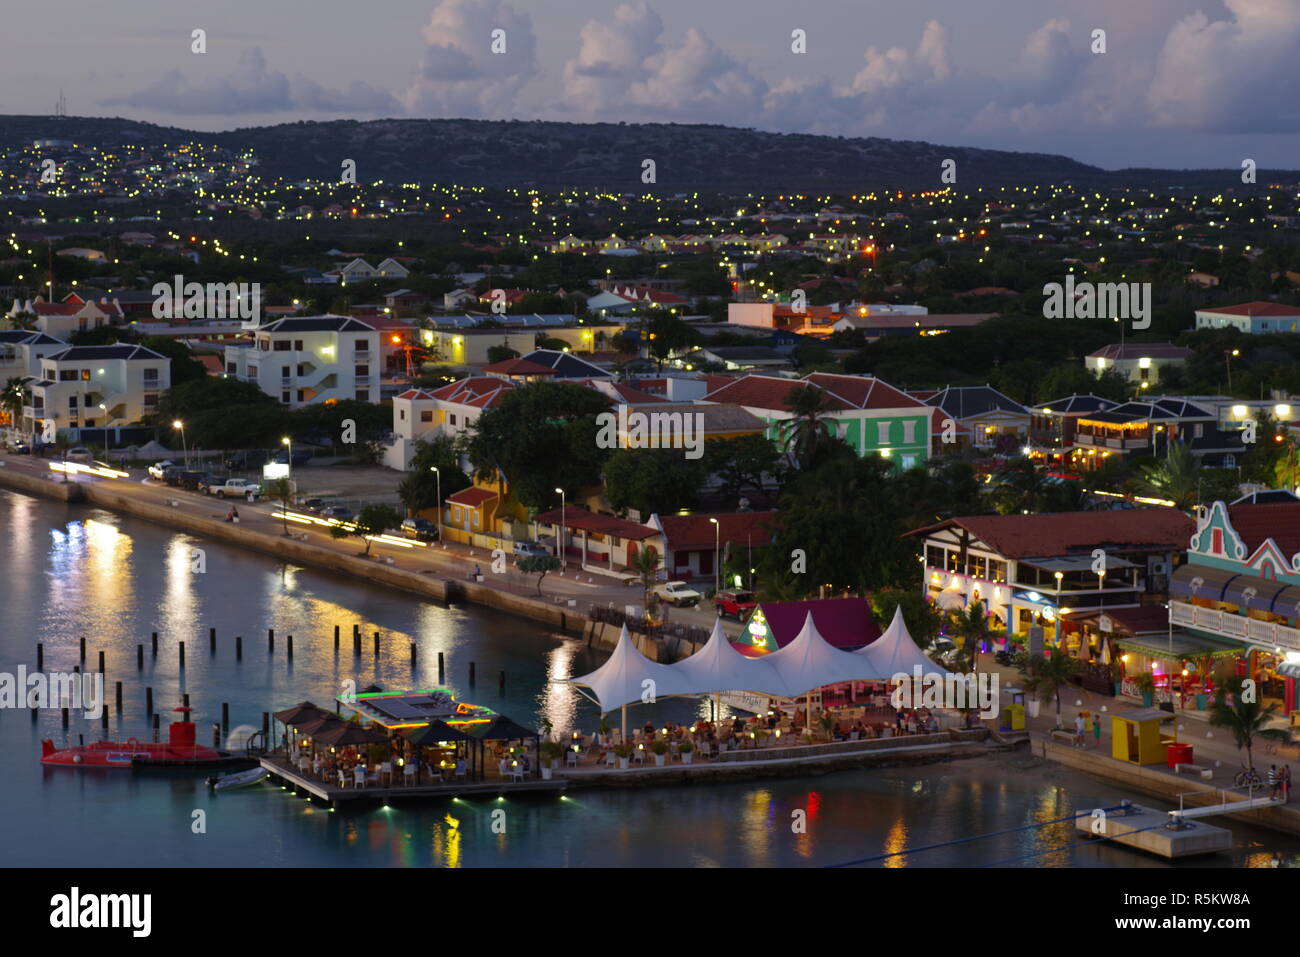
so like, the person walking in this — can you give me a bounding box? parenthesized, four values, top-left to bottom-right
(1268, 764, 1279, 799)
(1283, 765, 1292, 802)
(1074, 712, 1086, 748)
(1092, 710, 1103, 747)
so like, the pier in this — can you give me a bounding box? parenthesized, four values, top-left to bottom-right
(260, 753, 567, 808)
(1073, 802, 1233, 858)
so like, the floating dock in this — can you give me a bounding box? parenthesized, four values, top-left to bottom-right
(260, 755, 567, 808)
(1074, 802, 1233, 858)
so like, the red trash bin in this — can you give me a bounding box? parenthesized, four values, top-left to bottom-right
(1167, 742, 1193, 768)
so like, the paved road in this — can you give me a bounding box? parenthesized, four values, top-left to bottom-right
(3, 453, 739, 636)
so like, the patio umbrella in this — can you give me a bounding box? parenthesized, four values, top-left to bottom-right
(273, 701, 327, 725)
(404, 720, 474, 747)
(314, 723, 389, 748)
(296, 714, 345, 737)
(1100, 640, 1111, 666)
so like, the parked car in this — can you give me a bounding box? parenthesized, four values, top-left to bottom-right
(715, 589, 758, 620)
(197, 474, 229, 494)
(147, 460, 178, 480)
(271, 450, 312, 467)
(207, 478, 261, 499)
(65, 446, 94, 464)
(176, 470, 206, 491)
(298, 498, 325, 513)
(654, 581, 702, 608)
(162, 466, 186, 486)
(512, 540, 551, 559)
(5, 441, 31, 455)
(320, 506, 355, 522)
(401, 518, 438, 542)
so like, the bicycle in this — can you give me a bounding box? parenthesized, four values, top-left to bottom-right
(1234, 766, 1263, 788)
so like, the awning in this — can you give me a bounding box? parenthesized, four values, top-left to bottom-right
(1117, 633, 1244, 662)
(1268, 585, 1300, 620)
(1169, 563, 1238, 602)
(1276, 661, 1300, 679)
(1020, 554, 1138, 573)
(1222, 575, 1290, 613)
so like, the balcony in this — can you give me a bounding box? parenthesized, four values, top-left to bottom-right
(1170, 599, 1300, 652)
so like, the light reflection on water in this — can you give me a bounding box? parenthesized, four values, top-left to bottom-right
(5, 490, 1300, 868)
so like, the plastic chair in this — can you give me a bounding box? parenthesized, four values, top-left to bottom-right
(403, 762, 417, 786)
(354, 767, 367, 789)
(565, 749, 579, 767)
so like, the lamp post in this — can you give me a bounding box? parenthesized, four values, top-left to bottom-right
(1225, 348, 1240, 393)
(430, 466, 441, 541)
(172, 419, 187, 469)
(281, 435, 292, 489)
(709, 517, 720, 597)
(555, 487, 565, 572)
(1054, 571, 1064, 644)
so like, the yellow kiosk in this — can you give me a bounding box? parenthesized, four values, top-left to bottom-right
(1111, 708, 1176, 765)
(1000, 687, 1026, 731)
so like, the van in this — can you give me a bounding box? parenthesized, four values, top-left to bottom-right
(512, 541, 551, 559)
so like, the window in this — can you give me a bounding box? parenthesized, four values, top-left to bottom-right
(80, 369, 91, 381)
(1194, 423, 1204, 438)
(226, 363, 236, 374)
(449, 414, 457, 426)
(399, 409, 406, 421)
(926, 544, 946, 568)
(876, 421, 891, 444)
(143, 368, 158, 383)
(420, 410, 432, 423)
(354, 364, 369, 377)
(273, 340, 291, 351)
(1140, 367, 1149, 381)
(296, 364, 306, 376)
(281, 391, 291, 404)
(901, 419, 917, 444)
(355, 390, 368, 402)
(293, 340, 304, 351)
(59, 370, 78, 381)
(354, 339, 369, 353)
(280, 366, 291, 381)
(989, 559, 1007, 583)
(68, 395, 78, 409)
(143, 394, 158, 408)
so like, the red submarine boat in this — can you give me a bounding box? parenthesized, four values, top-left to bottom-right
(41, 707, 249, 769)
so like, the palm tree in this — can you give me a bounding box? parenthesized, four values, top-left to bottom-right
(949, 600, 987, 728)
(7, 310, 37, 332)
(1209, 674, 1288, 771)
(1137, 441, 1200, 509)
(1021, 649, 1083, 729)
(779, 384, 836, 470)
(632, 546, 661, 619)
(1, 377, 24, 432)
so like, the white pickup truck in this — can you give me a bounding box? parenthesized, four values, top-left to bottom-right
(206, 478, 262, 500)
(653, 581, 702, 607)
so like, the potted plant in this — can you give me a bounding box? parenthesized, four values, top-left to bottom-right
(539, 740, 564, 777)
(597, 718, 610, 746)
(802, 733, 814, 746)
(1108, 660, 1125, 696)
(613, 744, 631, 770)
(1195, 689, 1208, 711)
(817, 714, 834, 742)
(650, 739, 669, 766)
(679, 740, 694, 764)
(1134, 672, 1157, 707)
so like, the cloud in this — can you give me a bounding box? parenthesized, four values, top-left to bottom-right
(560, 1, 765, 122)
(403, 0, 538, 116)
(103, 47, 399, 116)
(1147, 0, 1300, 131)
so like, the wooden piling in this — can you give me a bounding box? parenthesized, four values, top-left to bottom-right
(136, 644, 143, 669)
(236, 635, 242, 659)
(209, 627, 216, 652)
(287, 635, 293, 658)
(146, 687, 153, 715)
(36, 643, 43, 671)
(151, 632, 158, 655)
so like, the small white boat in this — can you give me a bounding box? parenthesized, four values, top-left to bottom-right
(208, 767, 269, 791)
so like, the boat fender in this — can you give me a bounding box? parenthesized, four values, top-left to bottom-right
(73, 754, 81, 763)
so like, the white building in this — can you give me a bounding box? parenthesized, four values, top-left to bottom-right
(1085, 343, 1192, 387)
(383, 377, 515, 470)
(21, 343, 170, 437)
(0, 330, 67, 377)
(223, 315, 382, 407)
(1195, 302, 1300, 334)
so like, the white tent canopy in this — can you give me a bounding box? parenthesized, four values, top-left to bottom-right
(855, 607, 939, 678)
(565, 613, 926, 713)
(565, 625, 693, 713)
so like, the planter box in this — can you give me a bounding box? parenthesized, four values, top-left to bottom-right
(681, 752, 693, 764)
(653, 753, 666, 766)
(541, 766, 553, 780)
(618, 758, 629, 770)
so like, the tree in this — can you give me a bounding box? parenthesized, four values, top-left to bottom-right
(1021, 649, 1083, 729)
(705, 433, 782, 503)
(870, 589, 943, 651)
(1209, 673, 1288, 771)
(631, 546, 662, 618)
(138, 336, 208, 385)
(602, 446, 706, 516)
(487, 344, 519, 364)
(1, 377, 24, 431)
(1136, 441, 1202, 509)
(463, 382, 612, 508)
(263, 478, 293, 536)
(779, 383, 837, 470)
(518, 554, 562, 596)
(329, 503, 402, 557)
(644, 313, 702, 365)
(399, 436, 469, 513)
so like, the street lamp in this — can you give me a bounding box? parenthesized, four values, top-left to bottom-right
(555, 487, 565, 572)
(1225, 348, 1240, 393)
(172, 419, 187, 468)
(430, 466, 441, 541)
(1054, 571, 1064, 643)
(709, 517, 720, 598)
(281, 436, 292, 487)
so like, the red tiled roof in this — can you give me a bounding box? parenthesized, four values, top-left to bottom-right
(197, 354, 224, 375)
(1199, 301, 1300, 317)
(1226, 503, 1300, 562)
(1088, 343, 1192, 360)
(906, 509, 1194, 559)
(429, 376, 515, 407)
(657, 511, 778, 550)
(531, 505, 659, 541)
(704, 374, 852, 412)
(481, 358, 556, 376)
(930, 407, 971, 435)
(804, 372, 929, 411)
(395, 388, 438, 400)
(446, 487, 498, 508)
(741, 597, 881, 650)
